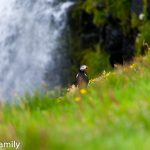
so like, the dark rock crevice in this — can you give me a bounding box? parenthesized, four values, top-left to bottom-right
(68, 3, 139, 68)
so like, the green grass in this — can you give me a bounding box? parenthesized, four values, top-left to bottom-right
(1, 55, 150, 150)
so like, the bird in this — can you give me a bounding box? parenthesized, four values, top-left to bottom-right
(76, 65, 89, 88)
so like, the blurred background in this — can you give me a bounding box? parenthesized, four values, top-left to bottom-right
(68, 0, 150, 80)
(0, 0, 150, 99)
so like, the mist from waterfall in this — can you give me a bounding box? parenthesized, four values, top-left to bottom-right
(0, 0, 73, 100)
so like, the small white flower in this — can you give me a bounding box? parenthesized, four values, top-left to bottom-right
(139, 13, 145, 21)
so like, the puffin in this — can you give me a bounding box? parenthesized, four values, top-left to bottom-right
(76, 65, 89, 88)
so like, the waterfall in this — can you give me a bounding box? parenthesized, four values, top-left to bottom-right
(0, 0, 73, 100)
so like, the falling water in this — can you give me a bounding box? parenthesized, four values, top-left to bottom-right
(0, 0, 73, 100)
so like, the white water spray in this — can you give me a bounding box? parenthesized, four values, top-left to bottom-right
(0, 0, 73, 100)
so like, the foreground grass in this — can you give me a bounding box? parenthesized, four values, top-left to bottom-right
(1, 55, 150, 150)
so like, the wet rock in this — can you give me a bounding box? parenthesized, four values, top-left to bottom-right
(131, 0, 143, 16)
(147, 0, 150, 19)
(101, 15, 124, 67)
(80, 11, 100, 48)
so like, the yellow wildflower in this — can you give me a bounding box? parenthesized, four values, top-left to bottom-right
(105, 72, 110, 77)
(103, 70, 106, 75)
(80, 89, 87, 95)
(130, 64, 136, 69)
(75, 97, 81, 102)
(89, 79, 96, 83)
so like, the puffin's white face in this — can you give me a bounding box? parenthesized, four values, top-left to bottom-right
(80, 65, 88, 71)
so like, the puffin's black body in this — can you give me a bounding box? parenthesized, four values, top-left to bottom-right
(76, 65, 89, 88)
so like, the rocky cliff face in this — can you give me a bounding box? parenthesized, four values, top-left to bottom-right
(68, 0, 143, 68)
(147, 0, 150, 19)
(131, 0, 143, 15)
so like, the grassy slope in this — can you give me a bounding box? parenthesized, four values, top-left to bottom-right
(1, 55, 150, 150)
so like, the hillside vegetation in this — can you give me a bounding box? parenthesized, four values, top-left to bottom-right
(68, 0, 150, 80)
(1, 54, 150, 150)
